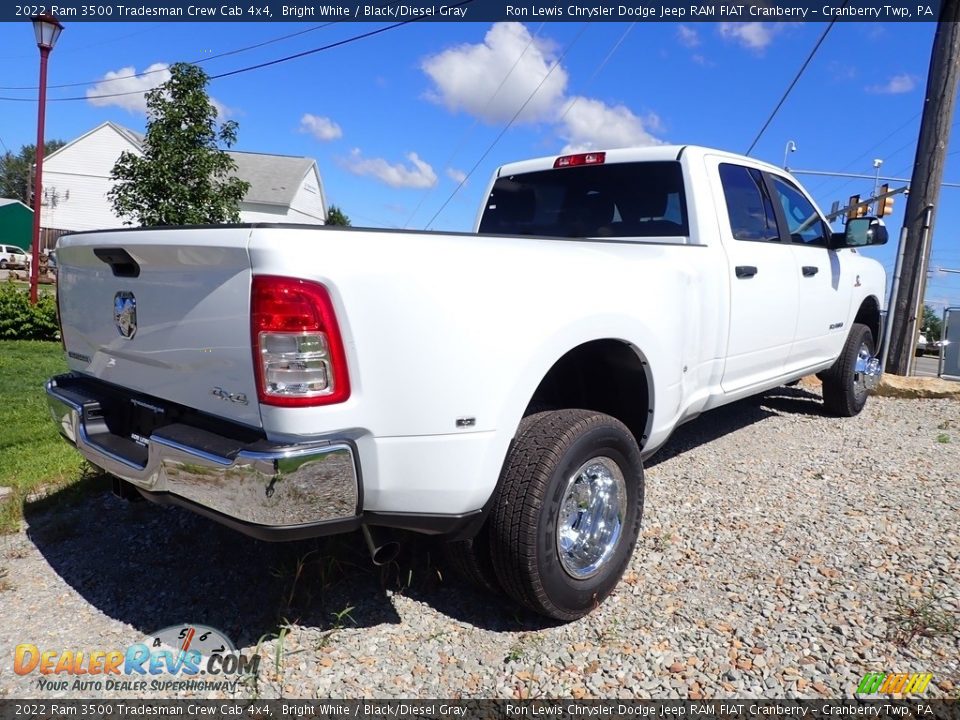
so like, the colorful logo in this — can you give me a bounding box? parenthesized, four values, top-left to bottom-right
(14, 624, 260, 693)
(857, 672, 933, 695)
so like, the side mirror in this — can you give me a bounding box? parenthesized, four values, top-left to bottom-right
(831, 217, 889, 249)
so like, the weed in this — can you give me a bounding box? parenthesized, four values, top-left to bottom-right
(888, 589, 959, 645)
(936, 433, 951, 444)
(274, 624, 290, 674)
(652, 529, 673, 551)
(937, 419, 952, 430)
(594, 616, 622, 644)
(330, 605, 356, 630)
(0, 566, 12, 592)
(504, 641, 526, 663)
(504, 633, 543, 664)
(4, 545, 27, 560)
(315, 605, 357, 650)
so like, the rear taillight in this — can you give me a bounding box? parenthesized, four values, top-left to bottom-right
(554, 152, 606, 168)
(251, 276, 350, 407)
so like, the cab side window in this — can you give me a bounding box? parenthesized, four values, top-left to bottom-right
(771, 176, 830, 246)
(719, 163, 780, 243)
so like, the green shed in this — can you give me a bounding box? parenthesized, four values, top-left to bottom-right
(0, 199, 33, 251)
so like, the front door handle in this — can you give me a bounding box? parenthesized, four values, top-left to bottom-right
(735, 265, 758, 279)
(802, 265, 819, 277)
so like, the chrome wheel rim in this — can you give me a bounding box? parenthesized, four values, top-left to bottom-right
(556, 456, 627, 580)
(853, 341, 874, 398)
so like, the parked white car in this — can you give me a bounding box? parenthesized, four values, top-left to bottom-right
(47, 145, 888, 620)
(0, 244, 28, 270)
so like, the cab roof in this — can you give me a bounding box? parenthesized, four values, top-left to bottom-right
(495, 145, 785, 178)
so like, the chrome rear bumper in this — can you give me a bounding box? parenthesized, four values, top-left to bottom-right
(46, 376, 360, 534)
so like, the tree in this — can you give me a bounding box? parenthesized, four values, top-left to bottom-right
(108, 63, 249, 226)
(325, 205, 352, 226)
(0, 140, 65, 204)
(922, 304, 943, 342)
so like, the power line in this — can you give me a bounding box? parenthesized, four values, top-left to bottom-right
(0, 26, 156, 61)
(401, 22, 548, 229)
(0, 13, 457, 103)
(424, 23, 589, 230)
(745, 15, 844, 156)
(0, 23, 335, 91)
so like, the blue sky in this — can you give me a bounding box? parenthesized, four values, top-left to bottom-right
(1, 19, 958, 314)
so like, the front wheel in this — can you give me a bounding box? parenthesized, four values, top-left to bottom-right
(0, 260, 7, 270)
(821, 323, 879, 417)
(488, 409, 644, 621)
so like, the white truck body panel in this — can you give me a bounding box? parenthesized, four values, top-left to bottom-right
(51, 145, 887, 522)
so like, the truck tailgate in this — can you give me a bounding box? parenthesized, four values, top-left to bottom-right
(56, 227, 261, 428)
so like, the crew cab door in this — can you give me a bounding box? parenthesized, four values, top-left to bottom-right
(766, 173, 854, 371)
(711, 160, 799, 393)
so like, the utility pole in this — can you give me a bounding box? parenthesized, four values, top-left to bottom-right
(887, 1, 960, 375)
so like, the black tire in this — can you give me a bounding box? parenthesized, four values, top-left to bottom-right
(821, 323, 875, 417)
(442, 524, 500, 595)
(0, 260, 7, 270)
(488, 409, 644, 621)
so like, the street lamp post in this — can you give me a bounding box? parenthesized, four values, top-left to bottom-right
(783, 140, 797, 170)
(29, 13, 63, 305)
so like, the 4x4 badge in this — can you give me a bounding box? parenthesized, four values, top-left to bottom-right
(114, 291, 137, 339)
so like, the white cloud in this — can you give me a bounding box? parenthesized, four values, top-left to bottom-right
(828, 61, 858, 83)
(867, 73, 918, 94)
(86, 63, 230, 117)
(86, 63, 171, 114)
(676, 25, 700, 48)
(446, 167, 467, 184)
(421, 22, 568, 124)
(300, 114, 342, 141)
(342, 149, 437, 189)
(718, 23, 782, 51)
(558, 97, 663, 153)
(422, 23, 665, 153)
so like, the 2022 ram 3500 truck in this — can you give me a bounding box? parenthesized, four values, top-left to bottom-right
(46, 146, 888, 620)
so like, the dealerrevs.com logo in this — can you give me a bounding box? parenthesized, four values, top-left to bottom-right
(14, 624, 261, 693)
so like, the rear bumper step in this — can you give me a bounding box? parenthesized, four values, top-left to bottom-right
(46, 375, 361, 534)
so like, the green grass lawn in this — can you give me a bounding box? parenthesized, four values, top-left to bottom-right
(7, 279, 56, 297)
(0, 340, 86, 531)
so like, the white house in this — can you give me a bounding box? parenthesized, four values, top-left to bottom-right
(40, 122, 327, 234)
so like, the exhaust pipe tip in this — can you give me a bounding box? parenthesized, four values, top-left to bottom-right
(362, 525, 401, 566)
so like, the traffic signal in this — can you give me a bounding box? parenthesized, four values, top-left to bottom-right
(847, 195, 865, 220)
(876, 184, 895, 216)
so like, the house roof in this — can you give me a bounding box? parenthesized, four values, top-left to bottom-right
(48, 122, 318, 208)
(43, 121, 143, 163)
(0, 198, 32, 211)
(226, 151, 317, 207)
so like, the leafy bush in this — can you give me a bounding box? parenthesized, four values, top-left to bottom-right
(0, 281, 59, 341)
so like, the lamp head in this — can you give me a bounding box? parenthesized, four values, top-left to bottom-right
(31, 13, 63, 50)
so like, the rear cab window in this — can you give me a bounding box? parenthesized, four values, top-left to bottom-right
(478, 161, 689, 239)
(718, 163, 780, 243)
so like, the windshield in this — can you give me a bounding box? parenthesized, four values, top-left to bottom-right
(478, 161, 688, 238)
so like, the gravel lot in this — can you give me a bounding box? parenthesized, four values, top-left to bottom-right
(1, 385, 958, 700)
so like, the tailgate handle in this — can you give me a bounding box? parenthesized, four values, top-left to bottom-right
(94, 247, 140, 278)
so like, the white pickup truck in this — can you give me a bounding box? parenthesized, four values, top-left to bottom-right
(47, 145, 887, 620)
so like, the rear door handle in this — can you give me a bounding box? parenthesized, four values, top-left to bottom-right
(802, 265, 819, 277)
(735, 265, 758, 279)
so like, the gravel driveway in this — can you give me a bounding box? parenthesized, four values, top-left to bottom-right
(1, 385, 957, 700)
